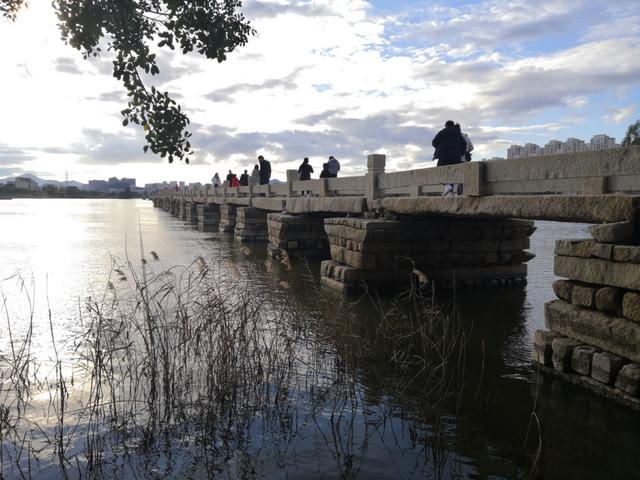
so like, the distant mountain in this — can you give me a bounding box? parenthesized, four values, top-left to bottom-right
(0, 173, 86, 189)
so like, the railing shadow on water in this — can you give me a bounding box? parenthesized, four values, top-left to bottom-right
(0, 248, 554, 480)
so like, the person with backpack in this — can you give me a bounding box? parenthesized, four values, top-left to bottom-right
(326, 156, 340, 178)
(431, 120, 467, 196)
(258, 155, 271, 185)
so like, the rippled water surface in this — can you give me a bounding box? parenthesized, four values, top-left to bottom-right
(1, 198, 639, 479)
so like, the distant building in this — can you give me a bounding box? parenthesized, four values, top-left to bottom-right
(544, 140, 563, 155)
(590, 134, 618, 150)
(522, 143, 543, 157)
(507, 145, 522, 159)
(88, 177, 137, 193)
(15, 176, 38, 191)
(563, 138, 586, 153)
(507, 133, 619, 159)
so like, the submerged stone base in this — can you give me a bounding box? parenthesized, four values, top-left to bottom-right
(219, 205, 237, 233)
(235, 207, 268, 242)
(536, 230, 640, 409)
(197, 204, 221, 232)
(321, 217, 535, 292)
(267, 213, 328, 258)
(185, 202, 198, 225)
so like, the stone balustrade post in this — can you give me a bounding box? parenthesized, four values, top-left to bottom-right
(463, 161, 485, 196)
(366, 153, 386, 205)
(286, 169, 297, 198)
(205, 184, 210, 204)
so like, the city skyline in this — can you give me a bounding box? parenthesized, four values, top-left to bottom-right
(1, 0, 639, 185)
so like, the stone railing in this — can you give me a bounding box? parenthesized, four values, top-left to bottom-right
(154, 146, 640, 208)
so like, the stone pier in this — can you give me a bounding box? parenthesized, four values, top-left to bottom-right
(321, 216, 535, 293)
(219, 204, 238, 233)
(267, 213, 328, 258)
(534, 221, 640, 409)
(235, 207, 268, 242)
(197, 204, 221, 232)
(185, 202, 198, 225)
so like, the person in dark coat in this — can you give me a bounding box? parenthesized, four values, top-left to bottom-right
(239, 169, 249, 186)
(298, 157, 313, 181)
(226, 169, 234, 186)
(432, 120, 467, 166)
(258, 155, 271, 185)
(432, 120, 467, 195)
(319, 163, 330, 178)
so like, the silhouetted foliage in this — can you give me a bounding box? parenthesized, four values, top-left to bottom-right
(1, 0, 254, 164)
(622, 119, 640, 147)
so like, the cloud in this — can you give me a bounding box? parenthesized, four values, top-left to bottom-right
(53, 57, 83, 75)
(204, 66, 309, 103)
(603, 106, 636, 124)
(70, 129, 150, 165)
(0, 146, 35, 165)
(243, 0, 336, 19)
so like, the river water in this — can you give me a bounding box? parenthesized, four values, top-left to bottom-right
(0, 198, 639, 479)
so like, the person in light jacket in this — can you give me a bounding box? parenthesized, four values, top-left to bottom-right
(212, 173, 221, 187)
(250, 165, 260, 186)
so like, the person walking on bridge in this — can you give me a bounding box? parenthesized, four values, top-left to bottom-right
(250, 164, 260, 186)
(239, 169, 249, 186)
(432, 120, 467, 196)
(212, 172, 221, 188)
(258, 155, 271, 185)
(298, 157, 314, 181)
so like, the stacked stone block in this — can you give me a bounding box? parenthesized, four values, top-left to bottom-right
(267, 213, 328, 258)
(219, 205, 237, 233)
(197, 204, 221, 232)
(234, 207, 268, 242)
(535, 220, 640, 408)
(185, 202, 198, 225)
(321, 217, 536, 292)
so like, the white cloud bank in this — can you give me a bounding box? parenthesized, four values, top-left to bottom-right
(0, 0, 639, 184)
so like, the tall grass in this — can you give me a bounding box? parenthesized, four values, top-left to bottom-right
(0, 255, 470, 479)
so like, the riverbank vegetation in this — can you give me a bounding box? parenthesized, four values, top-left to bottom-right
(0, 256, 476, 479)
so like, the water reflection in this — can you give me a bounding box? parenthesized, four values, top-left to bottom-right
(0, 200, 639, 480)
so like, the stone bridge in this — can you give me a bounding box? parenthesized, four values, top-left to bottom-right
(151, 146, 640, 408)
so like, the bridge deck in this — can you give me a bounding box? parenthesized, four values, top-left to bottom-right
(153, 146, 640, 224)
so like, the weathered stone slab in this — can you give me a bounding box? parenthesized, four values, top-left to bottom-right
(552, 338, 581, 373)
(533, 330, 562, 367)
(376, 195, 640, 224)
(592, 352, 627, 385)
(571, 345, 599, 376)
(421, 263, 527, 282)
(287, 197, 366, 214)
(612, 245, 640, 263)
(545, 299, 640, 362)
(552, 279, 573, 301)
(595, 287, 623, 312)
(622, 292, 640, 323)
(554, 239, 613, 260)
(588, 221, 635, 244)
(614, 364, 640, 397)
(554, 255, 640, 291)
(571, 284, 596, 308)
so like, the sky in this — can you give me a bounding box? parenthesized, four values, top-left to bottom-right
(0, 0, 639, 185)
